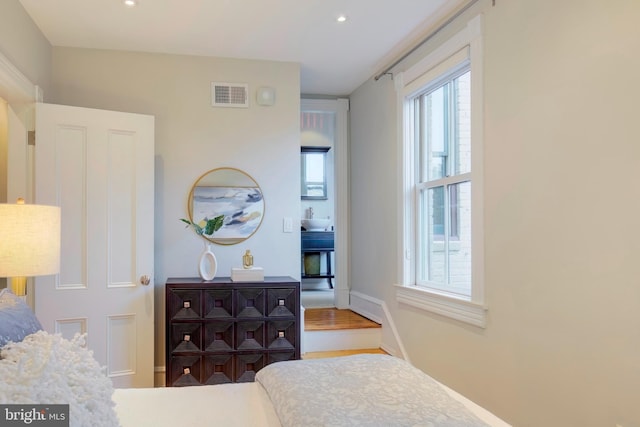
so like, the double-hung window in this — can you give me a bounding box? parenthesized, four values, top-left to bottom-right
(416, 68, 470, 294)
(396, 15, 486, 327)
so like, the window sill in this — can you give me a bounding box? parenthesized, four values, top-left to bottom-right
(394, 284, 486, 328)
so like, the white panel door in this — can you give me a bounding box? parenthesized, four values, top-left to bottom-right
(34, 103, 154, 388)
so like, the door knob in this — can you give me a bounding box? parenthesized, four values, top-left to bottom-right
(139, 275, 151, 286)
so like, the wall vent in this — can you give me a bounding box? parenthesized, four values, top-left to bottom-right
(211, 82, 249, 108)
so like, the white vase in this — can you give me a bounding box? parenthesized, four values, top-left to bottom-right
(198, 241, 217, 281)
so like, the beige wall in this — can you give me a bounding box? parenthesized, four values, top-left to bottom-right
(350, 0, 640, 426)
(0, 0, 52, 290)
(50, 47, 301, 375)
(0, 0, 51, 99)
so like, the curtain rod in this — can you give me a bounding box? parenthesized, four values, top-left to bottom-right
(374, 0, 484, 81)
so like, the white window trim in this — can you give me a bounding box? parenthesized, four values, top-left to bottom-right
(395, 14, 486, 328)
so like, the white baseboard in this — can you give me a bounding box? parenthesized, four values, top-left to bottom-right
(350, 291, 409, 362)
(349, 291, 384, 323)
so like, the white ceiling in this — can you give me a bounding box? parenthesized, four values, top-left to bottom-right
(19, 0, 462, 96)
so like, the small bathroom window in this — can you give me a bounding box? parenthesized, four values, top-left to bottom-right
(301, 146, 330, 200)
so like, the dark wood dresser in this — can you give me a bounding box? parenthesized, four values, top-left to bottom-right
(165, 276, 300, 386)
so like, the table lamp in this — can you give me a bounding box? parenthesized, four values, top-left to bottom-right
(0, 198, 61, 296)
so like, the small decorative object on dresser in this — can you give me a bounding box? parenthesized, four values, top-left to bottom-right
(198, 242, 217, 281)
(165, 276, 300, 386)
(242, 250, 254, 269)
(180, 215, 224, 281)
(231, 249, 264, 282)
(231, 266, 265, 282)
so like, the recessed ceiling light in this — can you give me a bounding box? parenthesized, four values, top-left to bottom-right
(337, 15, 347, 23)
(124, 0, 137, 7)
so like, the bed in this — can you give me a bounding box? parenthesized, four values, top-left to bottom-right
(0, 289, 509, 426)
(113, 354, 510, 427)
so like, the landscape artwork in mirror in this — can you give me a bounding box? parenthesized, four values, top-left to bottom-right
(192, 186, 264, 243)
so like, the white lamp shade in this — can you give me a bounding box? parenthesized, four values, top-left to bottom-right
(0, 203, 61, 277)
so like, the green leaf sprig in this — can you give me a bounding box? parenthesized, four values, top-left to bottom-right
(180, 215, 225, 236)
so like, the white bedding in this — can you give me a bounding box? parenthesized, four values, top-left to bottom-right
(256, 354, 502, 427)
(113, 382, 281, 427)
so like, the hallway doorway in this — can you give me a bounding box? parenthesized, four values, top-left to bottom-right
(300, 98, 349, 309)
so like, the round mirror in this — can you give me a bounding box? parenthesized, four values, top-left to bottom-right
(187, 167, 264, 245)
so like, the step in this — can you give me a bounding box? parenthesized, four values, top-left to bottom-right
(303, 328, 382, 353)
(303, 348, 387, 360)
(302, 308, 382, 353)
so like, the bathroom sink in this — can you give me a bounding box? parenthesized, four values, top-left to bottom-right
(301, 218, 331, 231)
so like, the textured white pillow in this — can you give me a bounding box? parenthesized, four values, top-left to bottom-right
(0, 288, 42, 346)
(0, 331, 120, 427)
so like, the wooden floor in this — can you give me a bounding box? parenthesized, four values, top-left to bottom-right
(304, 307, 381, 331)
